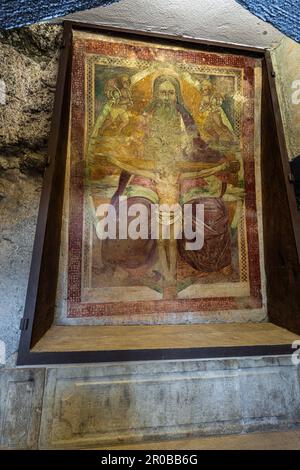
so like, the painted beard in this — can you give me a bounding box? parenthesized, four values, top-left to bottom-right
(151, 99, 179, 124)
(144, 99, 183, 165)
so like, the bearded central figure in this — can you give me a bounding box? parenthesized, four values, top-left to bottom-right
(91, 74, 239, 290)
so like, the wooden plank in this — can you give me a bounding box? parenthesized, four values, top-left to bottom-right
(100, 430, 300, 450)
(31, 323, 300, 352)
(261, 55, 300, 334)
(64, 19, 266, 55)
(17, 23, 73, 363)
(265, 51, 300, 263)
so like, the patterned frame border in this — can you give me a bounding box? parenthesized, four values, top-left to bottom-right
(67, 33, 262, 318)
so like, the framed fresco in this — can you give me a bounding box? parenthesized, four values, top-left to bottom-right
(17, 22, 300, 365)
(57, 27, 265, 324)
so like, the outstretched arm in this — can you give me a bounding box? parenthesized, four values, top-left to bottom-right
(111, 170, 131, 205)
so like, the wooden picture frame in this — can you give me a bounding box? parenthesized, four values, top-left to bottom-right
(17, 21, 300, 365)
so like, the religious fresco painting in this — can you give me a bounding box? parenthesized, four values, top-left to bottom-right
(56, 31, 266, 324)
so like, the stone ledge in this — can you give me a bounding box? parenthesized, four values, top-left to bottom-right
(1, 355, 299, 449)
(38, 355, 300, 449)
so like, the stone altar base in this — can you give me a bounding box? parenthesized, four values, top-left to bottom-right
(1, 355, 300, 449)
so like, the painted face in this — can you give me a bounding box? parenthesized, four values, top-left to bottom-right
(157, 81, 177, 103)
(202, 82, 212, 95)
(218, 77, 234, 97)
(120, 75, 130, 88)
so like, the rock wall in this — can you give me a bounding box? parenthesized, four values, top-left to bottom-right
(0, 24, 62, 362)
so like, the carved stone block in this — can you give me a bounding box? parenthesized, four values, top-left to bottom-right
(39, 356, 300, 449)
(0, 368, 45, 449)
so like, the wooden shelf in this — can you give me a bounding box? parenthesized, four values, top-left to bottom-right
(32, 322, 300, 353)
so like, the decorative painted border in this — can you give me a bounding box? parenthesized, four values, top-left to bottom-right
(67, 33, 262, 318)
